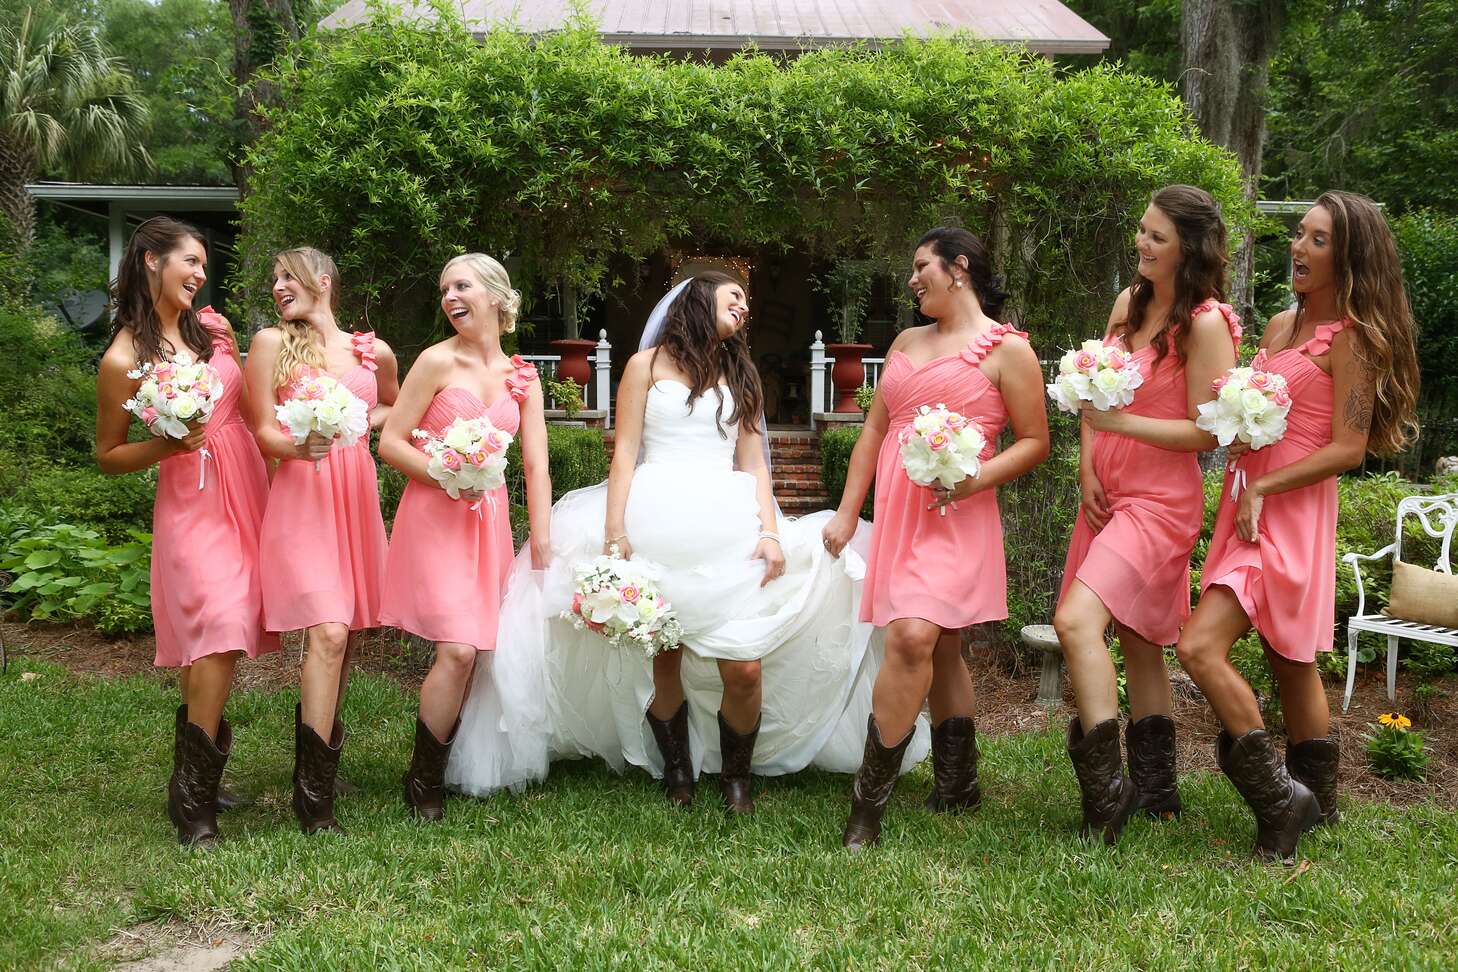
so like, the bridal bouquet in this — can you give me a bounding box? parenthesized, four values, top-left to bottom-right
(123, 351, 222, 440)
(411, 416, 512, 504)
(1195, 354, 1292, 497)
(898, 403, 987, 517)
(274, 374, 370, 470)
(562, 552, 683, 657)
(1046, 340, 1144, 413)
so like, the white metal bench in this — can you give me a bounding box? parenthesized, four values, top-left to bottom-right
(1341, 492, 1458, 712)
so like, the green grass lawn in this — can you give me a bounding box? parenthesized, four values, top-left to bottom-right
(3, 658, 1455, 970)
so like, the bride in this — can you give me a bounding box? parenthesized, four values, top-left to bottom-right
(447, 272, 929, 813)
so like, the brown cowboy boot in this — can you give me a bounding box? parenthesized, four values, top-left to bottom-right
(1067, 717, 1139, 845)
(403, 716, 458, 822)
(167, 705, 232, 846)
(923, 716, 981, 813)
(1126, 714, 1182, 819)
(718, 711, 759, 815)
(293, 704, 346, 834)
(842, 714, 914, 851)
(1218, 729, 1321, 862)
(1286, 737, 1340, 826)
(646, 701, 695, 806)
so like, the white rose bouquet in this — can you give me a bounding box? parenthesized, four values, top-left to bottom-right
(1046, 340, 1144, 413)
(411, 415, 513, 509)
(897, 403, 987, 517)
(1195, 354, 1293, 497)
(562, 551, 683, 657)
(274, 373, 370, 471)
(123, 351, 223, 489)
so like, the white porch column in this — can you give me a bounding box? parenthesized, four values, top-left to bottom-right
(107, 202, 125, 287)
(595, 328, 612, 428)
(809, 330, 827, 430)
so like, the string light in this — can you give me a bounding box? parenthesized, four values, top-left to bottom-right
(669, 252, 756, 289)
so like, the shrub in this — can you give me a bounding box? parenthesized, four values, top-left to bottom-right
(818, 425, 871, 519)
(505, 425, 611, 545)
(1402, 640, 1457, 680)
(1364, 712, 1429, 781)
(1000, 410, 1081, 639)
(4, 464, 156, 541)
(0, 519, 152, 634)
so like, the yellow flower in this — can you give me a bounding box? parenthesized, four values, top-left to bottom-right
(1378, 713, 1412, 730)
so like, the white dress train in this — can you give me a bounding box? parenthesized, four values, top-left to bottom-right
(446, 380, 930, 794)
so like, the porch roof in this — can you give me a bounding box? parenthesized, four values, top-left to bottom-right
(321, 0, 1110, 56)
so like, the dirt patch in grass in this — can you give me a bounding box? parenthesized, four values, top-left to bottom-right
(7, 618, 1455, 808)
(98, 921, 263, 971)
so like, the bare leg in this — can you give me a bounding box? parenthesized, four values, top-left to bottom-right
(1118, 625, 1173, 722)
(1175, 586, 1261, 734)
(872, 618, 941, 743)
(647, 647, 685, 720)
(716, 659, 762, 733)
(179, 665, 191, 702)
(184, 652, 240, 738)
(926, 628, 976, 725)
(300, 622, 350, 737)
(419, 641, 477, 740)
(1264, 640, 1329, 743)
(333, 633, 355, 721)
(1055, 581, 1119, 731)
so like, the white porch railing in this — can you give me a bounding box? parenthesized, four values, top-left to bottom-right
(521, 329, 613, 427)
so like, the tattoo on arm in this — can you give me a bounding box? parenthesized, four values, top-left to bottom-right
(1343, 359, 1376, 433)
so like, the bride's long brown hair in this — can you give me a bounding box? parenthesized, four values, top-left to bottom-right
(651, 271, 764, 437)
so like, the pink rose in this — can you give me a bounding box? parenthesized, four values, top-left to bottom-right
(140, 406, 159, 426)
(154, 364, 175, 381)
(1272, 389, 1292, 408)
(1073, 350, 1098, 372)
(1248, 372, 1272, 390)
(486, 431, 509, 452)
(927, 431, 950, 451)
(620, 584, 641, 604)
(440, 449, 462, 471)
(1106, 352, 1126, 371)
(945, 413, 967, 431)
(571, 592, 583, 614)
(469, 450, 488, 466)
(157, 381, 176, 398)
(1211, 375, 1227, 392)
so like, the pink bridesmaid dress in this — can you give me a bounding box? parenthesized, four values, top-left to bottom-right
(380, 357, 538, 650)
(1201, 320, 1348, 663)
(151, 308, 279, 666)
(259, 331, 388, 633)
(861, 323, 1027, 628)
(1059, 300, 1242, 646)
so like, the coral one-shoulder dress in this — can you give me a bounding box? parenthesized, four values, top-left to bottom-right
(150, 309, 278, 666)
(860, 324, 1027, 629)
(1059, 301, 1242, 646)
(259, 331, 388, 633)
(1201, 321, 1349, 663)
(380, 357, 538, 651)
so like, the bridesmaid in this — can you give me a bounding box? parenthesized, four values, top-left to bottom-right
(1177, 190, 1420, 862)
(822, 226, 1050, 849)
(379, 254, 551, 821)
(96, 217, 277, 844)
(244, 246, 398, 834)
(1053, 185, 1239, 843)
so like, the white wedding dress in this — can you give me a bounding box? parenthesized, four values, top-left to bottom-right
(446, 379, 930, 795)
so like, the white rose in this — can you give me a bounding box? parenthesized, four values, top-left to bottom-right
(170, 394, 199, 421)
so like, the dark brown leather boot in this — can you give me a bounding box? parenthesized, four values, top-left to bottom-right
(842, 714, 914, 851)
(1287, 737, 1340, 826)
(923, 716, 981, 813)
(1218, 729, 1320, 862)
(1126, 714, 1182, 819)
(403, 716, 457, 822)
(646, 702, 695, 806)
(167, 705, 232, 846)
(293, 704, 346, 834)
(1067, 717, 1138, 845)
(173, 705, 250, 812)
(718, 712, 759, 815)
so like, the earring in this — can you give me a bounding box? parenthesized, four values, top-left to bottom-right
(953, 278, 964, 289)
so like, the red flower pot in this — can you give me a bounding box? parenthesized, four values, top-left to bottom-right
(549, 338, 597, 390)
(825, 342, 872, 413)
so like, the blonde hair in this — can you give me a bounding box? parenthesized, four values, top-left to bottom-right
(440, 253, 521, 334)
(1299, 191, 1421, 456)
(271, 247, 338, 388)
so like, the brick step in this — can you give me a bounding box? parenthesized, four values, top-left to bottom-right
(778, 496, 832, 515)
(773, 482, 828, 496)
(772, 463, 822, 476)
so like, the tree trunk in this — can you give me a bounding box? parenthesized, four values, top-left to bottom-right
(1181, 0, 1286, 318)
(230, 0, 302, 196)
(0, 135, 38, 263)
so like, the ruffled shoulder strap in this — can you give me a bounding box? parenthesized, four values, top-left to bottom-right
(1191, 299, 1243, 349)
(1300, 319, 1349, 357)
(350, 331, 378, 372)
(506, 354, 539, 402)
(959, 322, 1029, 367)
(195, 305, 235, 352)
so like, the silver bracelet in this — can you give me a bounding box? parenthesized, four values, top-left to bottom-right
(757, 531, 781, 544)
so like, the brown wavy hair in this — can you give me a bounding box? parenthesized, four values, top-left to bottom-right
(1110, 184, 1228, 366)
(108, 216, 214, 364)
(650, 271, 763, 437)
(1294, 191, 1420, 455)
